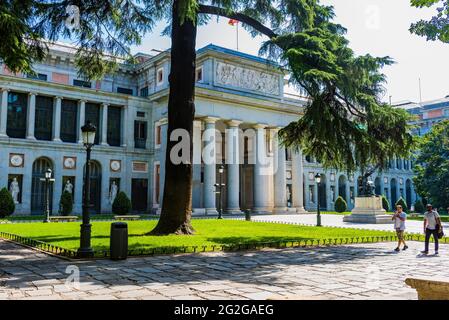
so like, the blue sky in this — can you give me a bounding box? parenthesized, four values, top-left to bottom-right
(131, 0, 449, 103)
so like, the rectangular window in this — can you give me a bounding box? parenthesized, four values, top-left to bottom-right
(85, 103, 100, 145)
(155, 122, 161, 146)
(157, 68, 164, 85)
(60, 99, 78, 143)
(140, 86, 149, 97)
(154, 164, 160, 205)
(35, 96, 53, 141)
(27, 73, 48, 81)
(137, 111, 146, 118)
(107, 106, 122, 147)
(195, 67, 203, 82)
(285, 149, 292, 161)
(73, 79, 91, 88)
(7, 92, 27, 138)
(117, 87, 133, 95)
(134, 120, 147, 149)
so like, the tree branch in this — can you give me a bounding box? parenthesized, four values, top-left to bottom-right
(198, 5, 278, 39)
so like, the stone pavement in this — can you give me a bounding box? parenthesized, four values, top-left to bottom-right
(1, 239, 448, 300)
(249, 214, 449, 234)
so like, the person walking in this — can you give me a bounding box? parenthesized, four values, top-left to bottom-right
(422, 204, 442, 255)
(392, 205, 408, 252)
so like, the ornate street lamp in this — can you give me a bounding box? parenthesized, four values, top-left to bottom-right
(315, 173, 322, 227)
(215, 164, 226, 219)
(78, 120, 96, 258)
(41, 168, 55, 223)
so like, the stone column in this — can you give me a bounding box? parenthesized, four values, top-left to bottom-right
(346, 179, 352, 210)
(26, 92, 36, 140)
(192, 119, 203, 209)
(77, 100, 86, 144)
(273, 129, 287, 214)
(101, 103, 109, 146)
(326, 175, 333, 211)
(158, 118, 168, 209)
(53, 96, 62, 142)
(292, 150, 306, 213)
(0, 88, 8, 137)
(252, 124, 271, 214)
(121, 105, 129, 147)
(203, 117, 219, 215)
(225, 120, 242, 214)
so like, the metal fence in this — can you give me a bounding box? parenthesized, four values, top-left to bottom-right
(1, 230, 447, 260)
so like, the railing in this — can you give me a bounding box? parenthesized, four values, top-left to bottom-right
(1, 228, 447, 260)
(0, 231, 78, 258)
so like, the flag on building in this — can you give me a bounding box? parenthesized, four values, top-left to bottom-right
(228, 19, 239, 26)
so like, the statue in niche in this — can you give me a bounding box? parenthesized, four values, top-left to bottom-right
(64, 180, 73, 194)
(109, 181, 118, 204)
(9, 177, 20, 204)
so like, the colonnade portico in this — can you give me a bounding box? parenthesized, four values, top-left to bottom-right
(156, 116, 306, 215)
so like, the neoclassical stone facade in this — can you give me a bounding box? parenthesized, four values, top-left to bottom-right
(0, 42, 416, 216)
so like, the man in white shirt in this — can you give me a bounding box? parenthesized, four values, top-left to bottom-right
(422, 204, 442, 255)
(392, 205, 408, 252)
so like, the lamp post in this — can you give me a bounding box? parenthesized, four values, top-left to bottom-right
(41, 168, 55, 223)
(78, 120, 96, 258)
(315, 173, 322, 227)
(215, 164, 225, 219)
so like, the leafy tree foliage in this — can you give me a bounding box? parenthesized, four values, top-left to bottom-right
(414, 199, 425, 213)
(410, 0, 449, 42)
(413, 120, 449, 209)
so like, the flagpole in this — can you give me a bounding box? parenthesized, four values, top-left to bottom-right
(236, 23, 239, 51)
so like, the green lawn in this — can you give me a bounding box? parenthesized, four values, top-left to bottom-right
(0, 219, 395, 253)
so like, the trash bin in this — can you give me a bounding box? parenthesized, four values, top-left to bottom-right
(245, 209, 251, 221)
(110, 222, 128, 260)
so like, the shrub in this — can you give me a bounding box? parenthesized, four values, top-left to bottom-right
(112, 191, 132, 215)
(395, 197, 408, 213)
(334, 196, 347, 213)
(59, 191, 73, 216)
(381, 195, 390, 212)
(414, 200, 425, 213)
(0, 187, 15, 218)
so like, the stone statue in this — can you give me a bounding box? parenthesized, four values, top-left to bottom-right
(9, 178, 20, 204)
(64, 179, 73, 194)
(109, 181, 118, 204)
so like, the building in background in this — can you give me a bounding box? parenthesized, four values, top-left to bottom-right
(395, 97, 449, 136)
(0, 42, 416, 216)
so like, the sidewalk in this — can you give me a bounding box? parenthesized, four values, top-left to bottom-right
(249, 214, 448, 235)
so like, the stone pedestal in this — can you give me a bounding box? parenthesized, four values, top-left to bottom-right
(343, 196, 393, 224)
(406, 277, 449, 300)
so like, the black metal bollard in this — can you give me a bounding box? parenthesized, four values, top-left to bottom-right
(245, 210, 251, 221)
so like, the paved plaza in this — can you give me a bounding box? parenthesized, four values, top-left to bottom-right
(1, 238, 447, 300)
(249, 214, 449, 234)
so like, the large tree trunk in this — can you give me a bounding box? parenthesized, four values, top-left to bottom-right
(150, 0, 197, 235)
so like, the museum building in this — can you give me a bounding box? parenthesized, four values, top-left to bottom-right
(0, 42, 417, 215)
